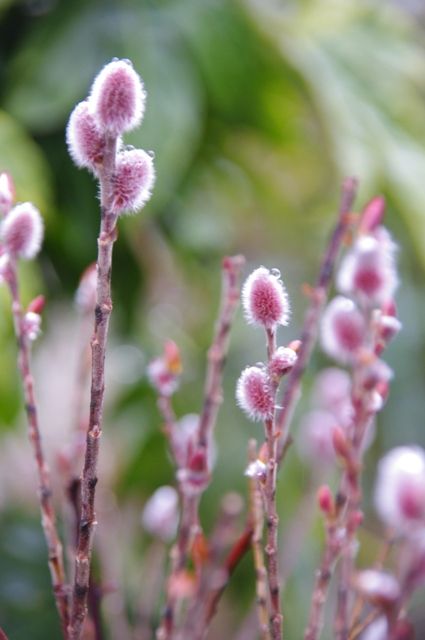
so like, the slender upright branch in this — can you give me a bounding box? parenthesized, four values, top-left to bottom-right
(6, 264, 69, 637)
(276, 177, 358, 462)
(157, 255, 245, 640)
(197, 254, 246, 450)
(69, 136, 118, 640)
(248, 440, 271, 640)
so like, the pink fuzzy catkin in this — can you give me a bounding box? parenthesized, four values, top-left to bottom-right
(242, 267, 290, 329)
(66, 101, 107, 172)
(374, 446, 425, 534)
(320, 296, 366, 364)
(236, 365, 274, 422)
(89, 59, 146, 136)
(1, 203, 43, 260)
(112, 149, 155, 214)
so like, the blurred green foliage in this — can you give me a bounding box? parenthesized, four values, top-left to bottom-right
(1, 0, 425, 637)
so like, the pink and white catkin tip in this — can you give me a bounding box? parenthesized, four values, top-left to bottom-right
(241, 266, 290, 329)
(374, 446, 425, 534)
(66, 101, 106, 172)
(89, 59, 146, 136)
(337, 231, 398, 305)
(112, 148, 155, 214)
(236, 365, 274, 422)
(1, 203, 43, 260)
(320, 296, 366, 364)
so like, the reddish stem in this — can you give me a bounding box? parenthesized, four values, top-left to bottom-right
(276, 177, 358, 461)
(69, 136, 118, 640)
(7, 264, 69, 637)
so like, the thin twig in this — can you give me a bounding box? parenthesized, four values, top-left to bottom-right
(69, 135, 119, 640)
(276, 177, 358, 462)
(6, 263, 69, 637)
(157, 255, 244, 640)
(248, 439, 271, 640)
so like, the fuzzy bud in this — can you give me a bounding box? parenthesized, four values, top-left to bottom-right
(374, 446, 425, 534)
(269, 345, 298, 379)
(22, 311, 42, 341)
(66, 101, 107, 172)
(236, 366, 274, 422)
(141, 485, 179, 543)
(0, 172, 15, 215)
(320, 296, 366, 364)
(354, 569, 400, 607)
(241, 267, 290, 329)
(112, 148, 155, 214)
(1, 203, 43, 259)
(337, 231, 398, 305)
(89, 59, 146, 136)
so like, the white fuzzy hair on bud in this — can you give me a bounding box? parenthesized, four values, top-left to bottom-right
(241, 266, 290, 329)
(374, 446, 425, 534)
(236, 365, 274, 422)
(1, 203, 43, 260)
(89, 59, 146, 136)
(320, 296, 366, 364)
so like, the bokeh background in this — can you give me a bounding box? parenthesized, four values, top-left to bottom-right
(1, 0, 425, 638)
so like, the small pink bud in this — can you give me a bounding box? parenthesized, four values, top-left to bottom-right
(22, 311, 42, 341)
(317, 485, 334, 515)
(1, 203, 43, 259)
(75, 263, 97, 313)
(359, 617, 388, 640)
(359, 196, 386, 233)
(147, 340, 181, 396)
(178, 448, 210, 495)
(269, 346, 298, 379)
(320, 296, 366, 364)
(112, 149, 155, 214)
(66, 101, 107, 172)
(332, 426, 351, 460)
(89, 59, 146, 136)
(27, 295, 45, 315)
(0, 172, 15, 215)
(236, 366, 274, 422)
(141, 485, 179, 543)
(241, 267, 290, 329)
(337, 232, 398, 305)
(374, 446, 425, 534)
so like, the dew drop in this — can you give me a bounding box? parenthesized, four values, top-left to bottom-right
(271, 268, 281, 279)
(147, 149, 155, 159)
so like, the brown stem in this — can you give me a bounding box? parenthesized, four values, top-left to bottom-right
(7, 264, 69, 637)
(276, 177, 358, 462)
(69, 136, 118, 640)
(197, 255, 245, 450)
(248, 440, 271, 640)
(157, 256, 244, 640)
(264, 413, 282, 639)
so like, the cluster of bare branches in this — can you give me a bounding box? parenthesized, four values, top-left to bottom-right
(1, 61, 424, 640)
